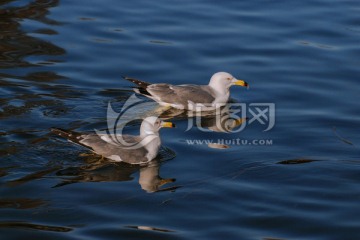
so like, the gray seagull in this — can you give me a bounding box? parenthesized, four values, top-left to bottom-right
(51, 116, 175, 165)
(124, 72, 248, 111)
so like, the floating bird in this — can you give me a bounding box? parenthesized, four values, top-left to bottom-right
(123, 72, 248, 111)
(51, 116, 175, 164)
(138, 161, 176, 193)
(54, 159, 177, 192)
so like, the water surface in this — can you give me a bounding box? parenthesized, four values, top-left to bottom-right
(1, 0, 360, 239)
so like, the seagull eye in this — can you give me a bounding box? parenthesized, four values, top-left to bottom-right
(227, 77, 232, 80)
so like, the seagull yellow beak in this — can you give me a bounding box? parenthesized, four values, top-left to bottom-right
(234, 117, 247, 127)
(233, 79, 249, 88)
(161, 121, 175, 128)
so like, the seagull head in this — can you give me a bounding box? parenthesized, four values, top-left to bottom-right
(209, 72, 248, 93)
(140, 116, 175, 136)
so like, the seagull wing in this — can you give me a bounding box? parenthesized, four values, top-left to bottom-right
(146, 84, 216, 107)
(52, 128, 150, 164)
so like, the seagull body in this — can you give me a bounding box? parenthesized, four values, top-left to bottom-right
(51, 117, 174, 165)
(124, 72, 248, 111)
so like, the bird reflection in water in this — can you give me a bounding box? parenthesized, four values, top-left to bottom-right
(53, 148, 179, 193)
(158, 104, 246, 133)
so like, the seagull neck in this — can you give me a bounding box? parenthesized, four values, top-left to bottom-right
(139, 126, 161, 162)
(140, 128, 159, 138)
(208, 82, 229, 96)
(208, 84, 230, 105)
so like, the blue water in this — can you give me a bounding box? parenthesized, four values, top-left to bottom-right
(1, 0, 360, 239)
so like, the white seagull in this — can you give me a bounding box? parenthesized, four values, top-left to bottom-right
(51, 116, 175, 164)
(123, 72, 249, 111)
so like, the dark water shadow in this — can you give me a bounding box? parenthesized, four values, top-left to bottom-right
(0, 198, 47, 209)
(0, 145, 18, 157)
(0, 221, 72, 232)
(0, 166, 17, 179)
(0, 0, 64, 69)
(333, 127, 354, 146)
(277, 158, 320, 165)
(6, 166, 62, 187)
(0, 0, 74, 122)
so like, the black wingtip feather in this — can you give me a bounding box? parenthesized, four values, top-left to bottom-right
(122, 76, 151, 88)
(122, 76, 152, 96)
(51, 128, 83, 144)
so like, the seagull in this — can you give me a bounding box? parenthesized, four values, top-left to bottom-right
(51, 116, 175, 164)
(138, 161, 176, 193)
(123, 72, 249, 111)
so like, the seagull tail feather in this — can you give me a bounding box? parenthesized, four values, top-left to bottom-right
(122, 76, 152, 97)
(51, 128, 83, 144)
(122, 76, 151, 88)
